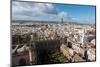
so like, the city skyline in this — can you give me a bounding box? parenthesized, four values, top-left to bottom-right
(12, 1, 96, 24)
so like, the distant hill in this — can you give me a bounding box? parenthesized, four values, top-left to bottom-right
(12, 20, 95, 25)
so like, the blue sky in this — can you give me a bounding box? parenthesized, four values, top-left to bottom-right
(12, 1, 96, 24)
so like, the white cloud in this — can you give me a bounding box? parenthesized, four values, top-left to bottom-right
(12, 1, 74, 21)
(12, 1, 57, 20)
(32, 3, 57, 14)
(12, 1, 57, 15)
(12, 1, 58, 20)
(58, 11, 68, 18)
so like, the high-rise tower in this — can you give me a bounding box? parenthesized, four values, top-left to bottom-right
(61, 18, 63, 23)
